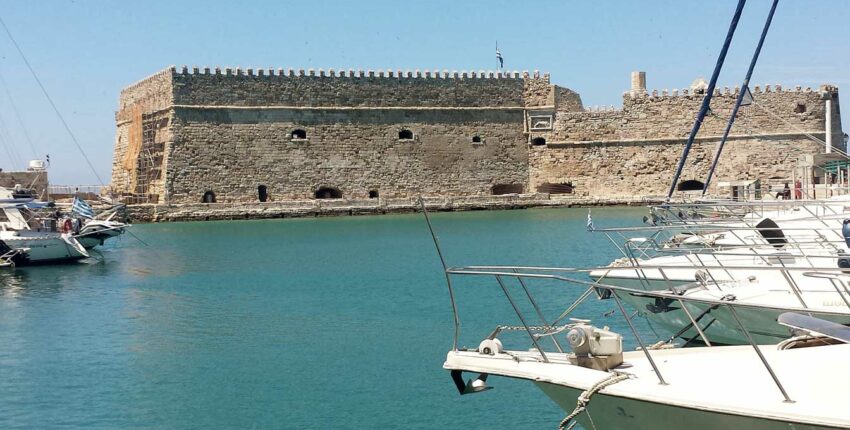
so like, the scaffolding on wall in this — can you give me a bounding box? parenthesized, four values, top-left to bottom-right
(122, 108, 167, 204)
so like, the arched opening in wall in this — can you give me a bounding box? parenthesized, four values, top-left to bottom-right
(677, 180, 705, 192)
(258, 185, 268, 202)
(537, 182, 574, 194)
(492, 184, 523, 195)
(794, 103, 807, 114)
(315, 187, 343, 199)
(472, 135, 482, 144)
(531, 137, 547, 146)
(202, 191, 216, 203)
(291, 129, 307, 139)
(398, 129, 414, 140)
(368, 190, 379, 199)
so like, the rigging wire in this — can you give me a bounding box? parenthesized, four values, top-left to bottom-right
(0, 109, 23, 167)
(0, 16, 105, 186)
(0, 68, 39, 158)
(0, 128, 20, 167)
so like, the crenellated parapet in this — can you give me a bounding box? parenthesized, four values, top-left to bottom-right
(548, 72, 841, 144)
(622, 83, 837, 100)
(170, 64, 547, 80)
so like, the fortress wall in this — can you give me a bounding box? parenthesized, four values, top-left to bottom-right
(0, 171, 48, 198)
(111, 68, 175, 198)
(554, 86, 584, 112)
(529, 135, 824, 197)
(170, 66, 550, 108)
(112, 66, 842, 207)
(165, 108, 528, 203)
(550, 85, 834, 142)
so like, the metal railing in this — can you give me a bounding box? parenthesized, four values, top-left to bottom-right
(442, 264, 850, 402)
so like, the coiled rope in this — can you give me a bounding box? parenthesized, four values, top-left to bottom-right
(558, 372, 631, 430)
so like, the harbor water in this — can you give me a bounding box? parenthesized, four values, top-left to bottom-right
(0, 207, 651, 429)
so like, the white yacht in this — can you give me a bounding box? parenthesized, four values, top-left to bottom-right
(440, 268, 850, 430)
(0, 188, 88, 264)
(73, 207, 129, 250)
(445, 325, 850, 430)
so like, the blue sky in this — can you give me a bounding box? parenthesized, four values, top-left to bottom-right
(0, 0, 847, 184)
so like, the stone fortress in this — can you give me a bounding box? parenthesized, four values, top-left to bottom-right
(111, 66, 842, 211)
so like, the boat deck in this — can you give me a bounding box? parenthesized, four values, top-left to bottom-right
(444, 343, 850, 427)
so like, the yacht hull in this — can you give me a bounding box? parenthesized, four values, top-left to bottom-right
(1, 234, 88, 264)
(619, 292, 850, 345)
(536, 382, 841, 430)
(75, 221, 126, 249)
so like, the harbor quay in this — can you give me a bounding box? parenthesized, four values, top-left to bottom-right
(123, 194, 652, 223)
(108, 66, 843, 221)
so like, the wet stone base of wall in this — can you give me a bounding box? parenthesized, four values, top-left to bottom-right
(125, 194, 658, 223)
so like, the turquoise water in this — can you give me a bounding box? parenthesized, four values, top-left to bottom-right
(0, 207, 651, 429)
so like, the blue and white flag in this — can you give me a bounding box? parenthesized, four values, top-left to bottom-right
(72, 197, 95, 219)
(586, 209, 594, 231)
(496, 47, 504, 69)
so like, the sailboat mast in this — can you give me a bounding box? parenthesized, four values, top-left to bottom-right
(666, 0, 747, 200)
(702, 0, 779, 195)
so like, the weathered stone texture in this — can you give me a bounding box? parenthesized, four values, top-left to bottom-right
(0, 170, 48, 198)
(167, 108, 527, 202)
(529, 136, 824, 197)
(550, 86, 833, 142)
(112, 68, 174, 201)
(111, 67, 841, 208)
(173, 70, 532, 108)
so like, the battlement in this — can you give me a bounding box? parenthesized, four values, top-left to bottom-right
(624, 83, 838, 100)
(171, 64, 550, 81)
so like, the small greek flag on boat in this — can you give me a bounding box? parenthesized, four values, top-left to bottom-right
(72, 197, 95, 219)
(586, 209, 594, 231)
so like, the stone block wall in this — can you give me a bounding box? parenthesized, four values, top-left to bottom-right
(529, 135, 823, 197)
(166, 108, 527, 202)
(111, 66, 841, 206)
(112, 69, 174, 200)
(113, 66, 569, 204)
(549, 85, 836, 143)
(527, 82, 842, 197)
(0, 170, 48, 198)
(171, 66, 544, 108)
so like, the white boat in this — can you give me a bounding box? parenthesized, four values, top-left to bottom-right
(445, 339, 850, 429)
(74, 217, 129, 249)
(0, 188, 89, 264)
(617, 276, 850, 344)
(0, 228, 88, 264)
(439, 265, 850, 429)
(590, 245, 848, 292)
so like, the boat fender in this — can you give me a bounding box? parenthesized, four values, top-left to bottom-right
(478, 338, 503, 355)
(838, 251, 850, 271)
(843, 220, 850, 248)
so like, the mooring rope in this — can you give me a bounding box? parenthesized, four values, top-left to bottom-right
(557, 372, 631, 430)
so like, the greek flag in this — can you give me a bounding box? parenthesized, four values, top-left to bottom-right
(586, 209, 594, 231)
(72, 197, 95, 219)
(496, 47, 504, 69)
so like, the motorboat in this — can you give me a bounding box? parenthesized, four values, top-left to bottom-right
(72, 205, 129, 249)
(438, 261, 850, 429)
(0, 187, 89, 264)
(445, 319, 850, 430)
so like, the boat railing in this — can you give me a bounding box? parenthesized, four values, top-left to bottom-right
(441, 264, 847, 402)
(596, 222, 848, 264)
(648, 194, 850, 228)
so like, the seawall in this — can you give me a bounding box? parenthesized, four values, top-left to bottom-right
(125, 194, 653, 223)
